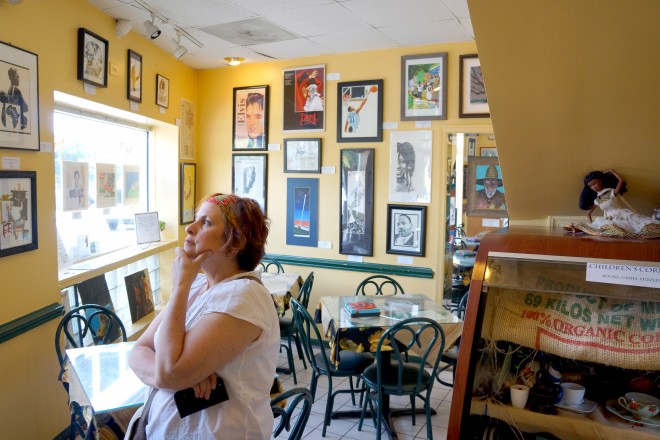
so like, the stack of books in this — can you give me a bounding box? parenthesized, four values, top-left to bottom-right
(344, 299, 381, 317)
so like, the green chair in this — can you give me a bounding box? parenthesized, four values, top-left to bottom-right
(260, 259, 285, 273)
(355, 275, 405, 296)
(271, 387, 313, 440)
(279, 272, 313, 383)
(437, 291, 469, 387)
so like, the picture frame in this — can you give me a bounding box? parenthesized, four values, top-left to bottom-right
(77, 28, 108, 88)
(337, 79, 383, 143)
(480, 147, 498, 157)
(232, 154, 267, 213)
(0, 40, 40, 151)
(286, 177, 318, 247)
(0, 170, 38, 258)
(156, 74, 169, 108)
(466, 156, 508, 218)
(180, 163, 196, 225)
(459, 54, 490, 118)
(127, 50, 142, 103)
(282, 64, 325, 132)
(180, 98, 195, 160)
(386, 205, 426, 257)
(401, 52, 447, 121)
(389, 130, 433, 203)
(62, 161, 89, 211)
(232, 85, 269, 150)
(284, 138, 321, 173)
(340, 148, 374, 256)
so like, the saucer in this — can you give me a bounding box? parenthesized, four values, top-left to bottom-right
(555, 398, 597, 414)
(605, 399, 660, 428)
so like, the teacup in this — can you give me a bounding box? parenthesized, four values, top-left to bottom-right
(618, 392, 660, 420)
(560, 382, 585, 407)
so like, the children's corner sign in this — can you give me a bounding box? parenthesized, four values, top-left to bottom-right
(586, 262, 660, 289)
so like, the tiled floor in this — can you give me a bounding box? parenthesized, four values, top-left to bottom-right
(272, 348, 454, 440)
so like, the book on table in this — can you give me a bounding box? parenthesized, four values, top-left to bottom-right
(344, 299, 381, 317)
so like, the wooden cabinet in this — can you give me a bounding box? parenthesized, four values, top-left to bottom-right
(448, 226, 660, 439)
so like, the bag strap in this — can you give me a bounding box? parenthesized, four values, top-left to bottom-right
(131, 387, 158, 440)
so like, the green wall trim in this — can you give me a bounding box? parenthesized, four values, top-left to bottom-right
(0, 302, 64, 345)
(265, 254, 434, 279)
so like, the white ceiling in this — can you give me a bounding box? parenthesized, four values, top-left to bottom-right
(87, 0, 474, 69)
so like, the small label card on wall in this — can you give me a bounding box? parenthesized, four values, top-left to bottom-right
(383, 122, 398, 130)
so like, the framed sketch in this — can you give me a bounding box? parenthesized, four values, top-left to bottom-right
(77, 28, 108, 88)
(337, 79, 383, 143)
(233, 85, 268, 150)
(127, 50, 142, 103)
(284, 138, 321, 173)
(286, 177, 318, 247)
(156, 74, 169, 108)
(0, 170, 38, 258)
(386, 205, 426, 257)
(282, 64, 325, 132)
(340, 148, 374, 256)
(480, 147, 498, 157)
(180, 98, 195, 160)
(459, 54, 490, 118)
(0, 41, 40, 151)
(180, 163, 196, 224)
(466, 156, 508, 218)
(232, 154, 267, 213)
(389, 130, 432, 203)
(62, 161, 89, 211)
(96, 163, 117, 208)
(401, 52, 447, 121)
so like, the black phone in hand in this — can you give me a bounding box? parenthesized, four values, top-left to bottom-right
(173, 376, 229, 418)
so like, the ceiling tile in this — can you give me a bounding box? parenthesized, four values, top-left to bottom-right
(341, 0, 453, 27)
(141, 0, 253, 27)
(381, 19, 473, 46)
(441, 0, 471, 19)
(266, 3, 370, 37)
(200, 18, 298, 46)
(248, 38, 334, 60)
(309, 29, 399, 54)
(225, 0, 334, 15)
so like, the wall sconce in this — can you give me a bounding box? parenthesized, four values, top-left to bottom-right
(115, 19, 132, 38)
(224, 57, 245, 66)
(143, 14, 161, 39)
(171, 32, 188, 59)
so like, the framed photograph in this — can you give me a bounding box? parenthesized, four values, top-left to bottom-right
(459, 54, 490, 118)
(180, 98, 195, 160)
(156, 74, 169, 108)
(0, 170, 38, 258)
(180, 163, 196, 225)
(0, 41, 40, 151)
(337, 79, 383, 143)
(284, 138, 321, 173)
(389, 130, 433, 203)
(466, 156, 508, 218)
(386, 205, 426, 257)
(232, 154, 267, 213)
(127, 50, 142, 103)
(480, 147, 498, 157)
(286, 177, 318, 247)
(232, 85, 268, 150)
(77, 28, 108, 88)
(340, 148, 374, 256)
(401, 52, 447, 121)
(282, 64, 325, 132)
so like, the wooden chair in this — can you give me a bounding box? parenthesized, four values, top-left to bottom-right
(279, 272, 313, 383)
(436, 291, 469, 387)
(355, 275, 405, 296)
(260, 259, 285, 273)
(271, 387, 313, 440)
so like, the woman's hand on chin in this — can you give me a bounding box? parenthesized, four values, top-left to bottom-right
(172, 247, 212, 288)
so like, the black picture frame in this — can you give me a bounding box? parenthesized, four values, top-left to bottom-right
(156, 74, 169, 108)
(286, 177, 319, 247)
(386, 204, 426, 257)
(232, 153, 268, 213)
(232, 85, 269, 150)
(337, 79, 383, 143)
(466, 156, 508, 218)
(459, 54, 490, 118)
(77, 28, 108, 88)
(179, 163, 196, 225)
(0, 170, 38, 258)
(284, 138, 321, 173)
(339, 148, 374, 256)
(400, 52, 447, 121)
(127, 50, 142, 103)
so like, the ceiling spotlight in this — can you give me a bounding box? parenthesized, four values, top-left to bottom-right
(115, 19, 132, 38)
(143, 14, 161, 39)
(171, 32, 188, 59)
(224, 57, 245, 66)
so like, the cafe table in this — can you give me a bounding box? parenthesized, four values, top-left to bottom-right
(260, 272, 303, 316)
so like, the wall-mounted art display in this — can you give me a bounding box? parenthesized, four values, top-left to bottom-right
(180, 162, 196, 224)
(480, 147, 497, 157)
(0, 40, 40, 151)
(459, 54, 490, 118)
(284, 138, 321, 173)
(286, 177, 318, 247)
(77, 28, 108, 88)
(283, 64, 325, 132)
(389, 130, 432, 203)
(466, 156, 508, 218)
(96, 163, 117, 208)
(180, 98, 195, 160)
(0, 170, 38, 258)
(401, 52, 447, 121)
(62, 161, 88, 211)
(156, 74, 169, 108)
(125, 268, 155, 323)
(386, 204, 426, 257)
(337, 79, 383, 143)
(123, 165, 140, 206)
(340, 148, 374, 256)
(232, 154, 267, 213)
(233, 85, 268, 150)
(127, 50, 142, 103)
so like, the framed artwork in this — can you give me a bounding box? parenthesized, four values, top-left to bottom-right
(389, 130, 433, 203)
(232, 85, 268, 150)
(127, 50, 142, 103)
(180, 163, 196, 224)
(96, 163, 116, 208)
(180, 98, 195, 160)
(282, 64, 325, 132)
(459, 54, 490, 118)
(467, 136, 476, 156)
(0, 170, 38, 258)
(466, 156, 508, 218)
(284, 138, 321, 173)
(123, 164, 140, 206)
(62, 161, 89, 211)
(339, 148, 374, 256)
(232, 154, 267, 213)
(337, 79, 383, 143)
(0, 41, 40, 151)
(156, 74, 169, 108)
(77, 28, 108, 88)
(286, 177, 318, 247)
(386, 205, 426, 257)
(124, 269, 155, 323)
(480, 147, 498, 157)
(401, 52, 447, 121)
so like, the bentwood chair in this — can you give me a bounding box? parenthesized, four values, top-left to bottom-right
(355, 275, 405, 296)
(436, 291, 469, 387)
(260, 258, 285, 273)
(279, 272, 314, 383)
(291, 299, 374, 437)
(271, 387, 313, 440)
(358, 317, 446, 440)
